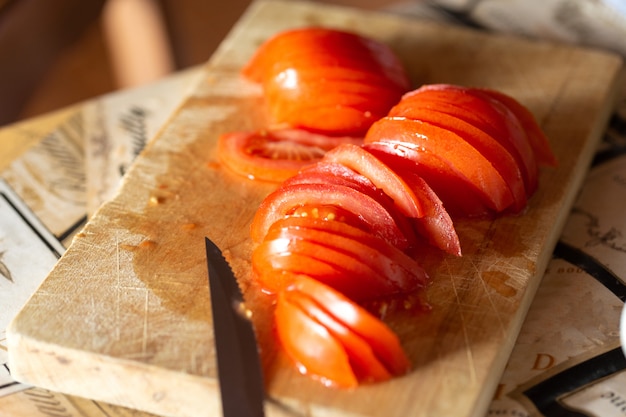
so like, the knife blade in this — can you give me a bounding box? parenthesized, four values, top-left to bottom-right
(205, 237, 265, 417)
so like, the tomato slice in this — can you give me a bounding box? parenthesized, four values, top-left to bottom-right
(396, 168, 461, 256)
(262, 72, 404, 135)
(364, 141, 492, 218)
(217, 129, 361, 183)
(365, 117, 514, 213)
(252, 248, 338, 293)
(254, 237, 399, 300)
(476, 88, 558, 167)
(384, 107, 528, 212)
(275, 290, 358, 388)
(287, 275, 411, 376)
(253, 224, 423, 300)
(393, 85, 539, 195)
(285, 289, 392, 383)
(283, 162, 419, 246)
(266, 216, 427, 279)
(250, 182, 415, 250)
(287, 161, 460, 255)
(264, 217, 428, 295)
(322, 143, 424, 218)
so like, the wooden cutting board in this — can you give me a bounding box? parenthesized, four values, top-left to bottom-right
(7, 1, 623, 416)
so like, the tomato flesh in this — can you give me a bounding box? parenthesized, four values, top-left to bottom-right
(250, 182, 415, 250)
(275, 290, 358, 388)
(322, 143, 424, 218)
(364, 141, 492, 218)
(287, 275, 411, 376)
(283, 162, 419, 247)
(396, 168, 461, 256)
(285, 289, 392, 383)
(217, 129, 362, 183)
(261, 217, 428, 297)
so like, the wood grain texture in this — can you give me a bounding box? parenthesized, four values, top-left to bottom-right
(7, 1, 624, 416)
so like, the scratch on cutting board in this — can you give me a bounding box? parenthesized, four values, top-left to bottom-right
(461, 323, 478, 385)
(115, 231, 122, 342)
(142, 288, 149, 357)
(0, 251, 13, 283)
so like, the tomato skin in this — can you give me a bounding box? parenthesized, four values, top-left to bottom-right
(265, 216, 427, 280)
(244, 28, 409, 92)
(382, 106, 528, 213)
(393, 85, 539, 195)
(274, 275, 410, 388)
(364, 140, 492, 218)
(365, 116, 515, 214)
(254, 235, 407, 300)
(475, 88, 558, 167)
(322, 143, 424, 219)
(395, 168, 461, 256)
(243, 27, 410, 135)
(282, 162, 419, 248)
(252, 247, 337, 294)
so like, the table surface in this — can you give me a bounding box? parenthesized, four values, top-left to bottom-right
(0, 1, 623, 415)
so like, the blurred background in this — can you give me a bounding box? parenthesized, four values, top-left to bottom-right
(0, 0, 402, 127)
(1, 0, 625, 128)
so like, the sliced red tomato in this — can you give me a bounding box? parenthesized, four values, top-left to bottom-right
(265, 216, 427, 280)
(263, 217, 428, 295)
(242, 27, 410, 135)
(383, 107, 528, 212)
(288, 159, 460, 255)
(244, 27, 409, 91)
(252, 248, 338, 294)
(393, 85, 539, 195)
(365, 117, 515, 213)
(254, 237, 399, 300)
(253, 223, 425, 300)
(249, 182, 415, 250)
(287, 275, 411, 376)
(275, 290, 358, 388)
(283, 162, 419, 246)
(476, 88, 558, 167)
(364, 141, 492, 218)
(322, 143, 424, 218)
(217, 128, 362, 183)
(285, 289, 392, 383)
(262, 69, 406, 135)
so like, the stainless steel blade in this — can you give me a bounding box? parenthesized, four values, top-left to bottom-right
(205, 237, 265, 417)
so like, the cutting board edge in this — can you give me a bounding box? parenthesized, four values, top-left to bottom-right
(471, 57, 623, 415)
(7, 327, 221, 417)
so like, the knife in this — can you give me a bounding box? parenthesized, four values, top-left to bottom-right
(205, 237, 266, 417)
